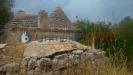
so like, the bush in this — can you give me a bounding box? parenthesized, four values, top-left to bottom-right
(75, 17, 133, 62)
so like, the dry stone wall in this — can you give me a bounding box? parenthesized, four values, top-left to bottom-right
(22, 48, 109, 75)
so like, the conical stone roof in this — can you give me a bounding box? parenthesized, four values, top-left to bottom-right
(48, 6, 77, 31)
(7, 6, 78, 32)
(9, 15, 38, 28)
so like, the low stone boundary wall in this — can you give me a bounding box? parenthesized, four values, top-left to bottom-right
(22, 49, 109, 75)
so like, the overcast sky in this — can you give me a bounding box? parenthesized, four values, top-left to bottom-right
(14, 0, 133, 22)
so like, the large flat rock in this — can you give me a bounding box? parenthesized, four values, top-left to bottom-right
(24, 40, 90, 57)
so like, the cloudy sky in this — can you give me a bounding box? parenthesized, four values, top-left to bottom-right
(14, 0, 133, 22)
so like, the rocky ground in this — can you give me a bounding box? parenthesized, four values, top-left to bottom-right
(0, 40, 109, 75)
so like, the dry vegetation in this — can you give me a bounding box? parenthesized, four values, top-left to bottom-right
(1, 35, 133, 75)
(50, 55, 133, 75)
(0, 40, 132, 75)
(18, 49, 133, 75)
(19, 60, 133, 75)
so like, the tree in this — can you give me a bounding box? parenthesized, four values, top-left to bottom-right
(115, 16, 133, 60)
(75, 20, 112, 48)
(0, 0, 14, 43)
(0, 0, 14, 35)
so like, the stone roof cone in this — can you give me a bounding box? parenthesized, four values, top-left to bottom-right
(7, 6, 78, 32)
(49, 6, 76, 31)
(15, 9, 27, 18)
(8, 9, 38, 28)
(53, 5, 61, 11)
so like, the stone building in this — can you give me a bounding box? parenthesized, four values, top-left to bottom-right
(7, 6, 79, 43)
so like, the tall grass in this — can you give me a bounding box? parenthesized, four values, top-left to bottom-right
(50, 50, 133, 75)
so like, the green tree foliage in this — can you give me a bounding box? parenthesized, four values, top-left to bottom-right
(75, 20, 111, 32)
(76, 20, 112, 47)
(0, 0, 14, 35)
(76, 17, 133, 61)
(114, 16, 133, 60)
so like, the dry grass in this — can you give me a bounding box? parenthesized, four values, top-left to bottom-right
(46, 50, 133, 75)
(52, 61, 133, 75)
(2, 55, 133, 75)
(2, 39, 133, 75)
